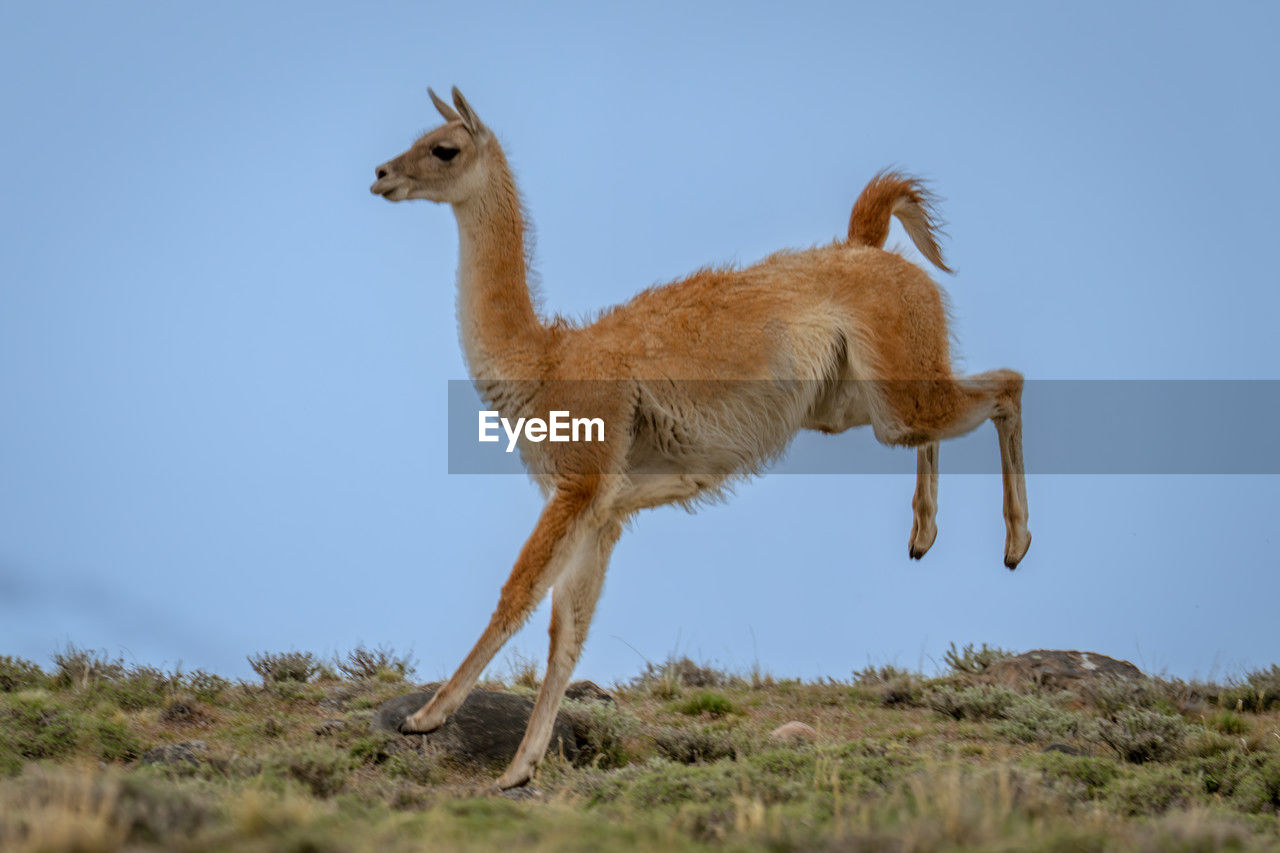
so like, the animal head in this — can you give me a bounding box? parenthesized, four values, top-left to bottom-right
(370, 87, 490, 204)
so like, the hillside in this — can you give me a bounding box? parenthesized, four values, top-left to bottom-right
(1, 645, 1278, 851)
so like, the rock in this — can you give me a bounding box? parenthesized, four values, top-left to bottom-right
(768, 721, 818, 745)
(139, 740, 207, 768)
(983, 650, 1143, 690)
(374, 689, 583, 767)
(1042, 742, 1088, 756)
(564, 680, 615, 704)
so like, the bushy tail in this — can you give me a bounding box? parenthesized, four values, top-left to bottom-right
(847, 170, 951, 273)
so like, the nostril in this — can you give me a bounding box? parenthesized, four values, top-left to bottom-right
(376, 167, 388, 180)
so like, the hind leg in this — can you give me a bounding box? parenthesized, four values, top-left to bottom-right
(909, 442, 939, 559)
(990, 383, 1031, 568)
(956, 370, 1031, 568)
(881, 370, 1030, 568)
(959, 370, 1030, 568)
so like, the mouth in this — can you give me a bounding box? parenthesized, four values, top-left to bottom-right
(369, 177, 405, 200)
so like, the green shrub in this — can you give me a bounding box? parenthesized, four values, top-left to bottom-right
(266, 681, 324, 703)
(1245, 664, 1280, 707)
(873, 675, 926, 708)
(98, 666, 180, 710)
(1077, 676, 1159, 715)
(1184, 729, 1239, 758)
(349, 731, 398, 766)
(1146, 677, 1215, 716)
(1191, 753, 1280, 813)
(52, 646, 126, 689)
(675, 691, 737, 718)
(50, 653, 180, 709)
(1221, 664, 1280, 713)
(0, 656, 45, 692)
(160, 697, 208, 726)
(94, 715, 144, 763)
(1109, 765, 1200, 815)
(115, 773, 214, 844)
(1096, 710, 1189, 763)
(632, 657, 727, 697)
(1207, 710, 1249, 735)
(248, 651, 319, 684)
(1192, 752, 1247, 798)
(992, 695, 1088, 743)
(0, 693, 81, 767)
(1181, 751, 1280, 811)
(942, 642, 1013, 675)
(266, 744, 354, 797)
(852, 664, 914, 684)
(1031, 751, 1121, 800)
(925, 686, 1090, 745)
(925, 685, 1020, 721)
(569, 703, 638, 770)
(385, 749, 444, 785)
(585, 755, 809, 810)
(1254, 755, 1280, 810)
(651, 725, 739, 764)
(184, 671, 231, 702)
(0, 694, 142, 771)
(1080, 676, 1213, 717)
(336, 644, 416, 682)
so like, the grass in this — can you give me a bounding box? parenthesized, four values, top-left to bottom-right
(0, 646, 1277, 850)
(673, 691, 737, 718)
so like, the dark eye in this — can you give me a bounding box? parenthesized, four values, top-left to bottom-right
(431, 145, 460, 162)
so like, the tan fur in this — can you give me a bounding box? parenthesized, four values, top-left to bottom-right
(847, 169, 951, 274)
(371, 88, 1031, 790)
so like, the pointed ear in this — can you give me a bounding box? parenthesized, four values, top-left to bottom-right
(429, 87, 462, 123)
(451, 86, 486, 136)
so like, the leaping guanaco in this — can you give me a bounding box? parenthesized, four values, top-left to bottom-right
(370, 87, 1030, 790)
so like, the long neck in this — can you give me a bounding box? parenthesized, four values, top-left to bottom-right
(452, 144, 547, 380)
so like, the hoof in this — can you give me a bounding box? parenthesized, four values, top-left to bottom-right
(496, 769, 533, 791)
(1004, 531, 1031, 570)
(398, 708, 446, 735)
(908, 523, 936, 560)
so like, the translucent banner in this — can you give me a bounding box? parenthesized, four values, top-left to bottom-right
(444, 380, 1280, 475)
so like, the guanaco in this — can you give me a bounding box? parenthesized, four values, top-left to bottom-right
(370, 87, 1030, 789)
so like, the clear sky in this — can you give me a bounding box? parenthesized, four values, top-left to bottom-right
(2, 1, 1277, 684)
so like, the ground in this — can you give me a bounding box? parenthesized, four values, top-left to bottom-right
(0, 645, 1278, 851)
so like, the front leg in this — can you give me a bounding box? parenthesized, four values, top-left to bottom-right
(400, 483, 601, 734)
(496, 520, 622, 789)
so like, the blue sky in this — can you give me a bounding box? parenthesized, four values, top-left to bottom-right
(2, 2, 1277, 684)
